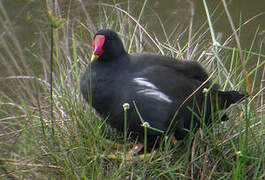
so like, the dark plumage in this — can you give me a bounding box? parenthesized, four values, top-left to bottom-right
(80, 29, 245, 147)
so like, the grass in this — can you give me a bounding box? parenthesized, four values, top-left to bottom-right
(0, 0, 264, 179)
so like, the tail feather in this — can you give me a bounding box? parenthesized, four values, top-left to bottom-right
(218, 90, 247, 108)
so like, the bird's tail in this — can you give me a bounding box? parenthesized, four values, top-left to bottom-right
(218, 90, 247, 108)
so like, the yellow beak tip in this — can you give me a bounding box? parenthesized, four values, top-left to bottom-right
(91, 54, 99, 62)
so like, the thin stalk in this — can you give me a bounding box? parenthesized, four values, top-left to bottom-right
(49, 23, 54, 137)
(202, 89, 208, 128)
(132, 101, 161, 160)
(122, 103, 129, 162)
(187, 0, 194, 60)
(144, 125, 147, 158)
(203, 0, 230, 86)
(132, 101, 164, 133)
(242, 93, 250, 173)
(203, 0, 217, 45)
(221, 0, 251, 95)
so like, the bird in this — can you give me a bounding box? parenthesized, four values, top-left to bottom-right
(80, 29, 246, 151)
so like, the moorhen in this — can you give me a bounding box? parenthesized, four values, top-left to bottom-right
(80, 29, 245, 149)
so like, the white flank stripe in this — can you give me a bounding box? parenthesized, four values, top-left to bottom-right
(133, 77, 172, 103)
(133, 77, 158, 89)
(137, 89, 172, 103)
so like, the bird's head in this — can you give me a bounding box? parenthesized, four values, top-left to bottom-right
(91, 29, 126, 62)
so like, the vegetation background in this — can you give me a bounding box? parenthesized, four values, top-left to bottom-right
(0, 0, 264, 179)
